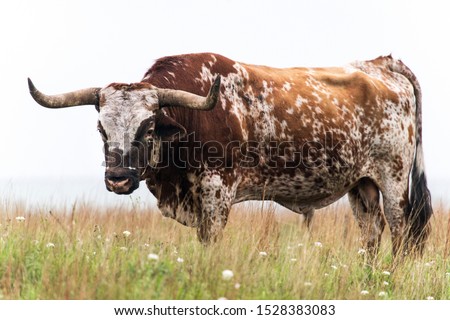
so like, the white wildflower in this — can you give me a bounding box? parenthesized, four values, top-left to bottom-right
(331, 265, 338, 270)
(324, 273, 329, 277)
(357, 248, 366, 255)
(259, 251, 268, 257)
(46, 242, 55, 248)
(314, 242, 323, 248)
(234, 283, 241, 289)
(147, 253, 159, 260)
(290, 258, 298, 262)
(222, 269, 234, 281)
(176, 257, 184, 263)
(15, 216, 25, 222)
(378, 291, 387, 297)
(297, 243, 304, 247)
(382, 271, 391, 276)
(122, 230, 131, 237)
(424, 261, 435, 267)
(360, 290, 369, 295)
(382, 281, 389, 286)
(426, 296, 434, 300)
(144, 243, 150, 247)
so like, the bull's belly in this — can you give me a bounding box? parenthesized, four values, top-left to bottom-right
(234, 186, 349, 209)
(234, 169, 359, 209)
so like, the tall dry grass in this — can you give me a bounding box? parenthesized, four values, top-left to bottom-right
(0, 197, 449, 299)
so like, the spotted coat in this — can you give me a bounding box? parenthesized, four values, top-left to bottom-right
(30, 51, 432, 256)
(136, 53, 432, 255)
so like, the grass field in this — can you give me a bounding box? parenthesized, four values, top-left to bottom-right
(0, 198, 449, 300)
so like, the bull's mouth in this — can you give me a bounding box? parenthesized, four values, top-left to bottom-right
(105, 172, 140, 195)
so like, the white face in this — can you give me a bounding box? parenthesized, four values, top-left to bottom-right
(98, 85, 159, 156)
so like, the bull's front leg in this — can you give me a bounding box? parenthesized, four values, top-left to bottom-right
(196, 172, 234, 244)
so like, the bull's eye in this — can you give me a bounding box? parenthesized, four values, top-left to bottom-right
(144, 129, 154, 142)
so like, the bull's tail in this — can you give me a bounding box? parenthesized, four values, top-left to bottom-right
(389, 57, 433, 255)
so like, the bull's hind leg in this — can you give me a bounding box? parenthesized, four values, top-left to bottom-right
(196, 172, 234, 244)
(348, 178, 385, 258)
(380, 179, 409, 260)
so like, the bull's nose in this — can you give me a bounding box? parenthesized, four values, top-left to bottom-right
(106, 177, 130, 188)
(105, 170, 139, 195)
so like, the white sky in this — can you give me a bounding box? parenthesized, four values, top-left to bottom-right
(1, 0, 450, 204)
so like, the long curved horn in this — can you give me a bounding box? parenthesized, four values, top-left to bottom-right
(28, 78, 100, 108)
(156, 76, 221, 110)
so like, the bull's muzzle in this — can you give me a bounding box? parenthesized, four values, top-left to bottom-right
(105, 168, 139, 195)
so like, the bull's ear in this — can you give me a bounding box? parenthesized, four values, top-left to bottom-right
(154, 112, 187, 142)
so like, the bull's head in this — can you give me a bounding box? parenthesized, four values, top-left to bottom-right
(28, 77, 221, 195)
